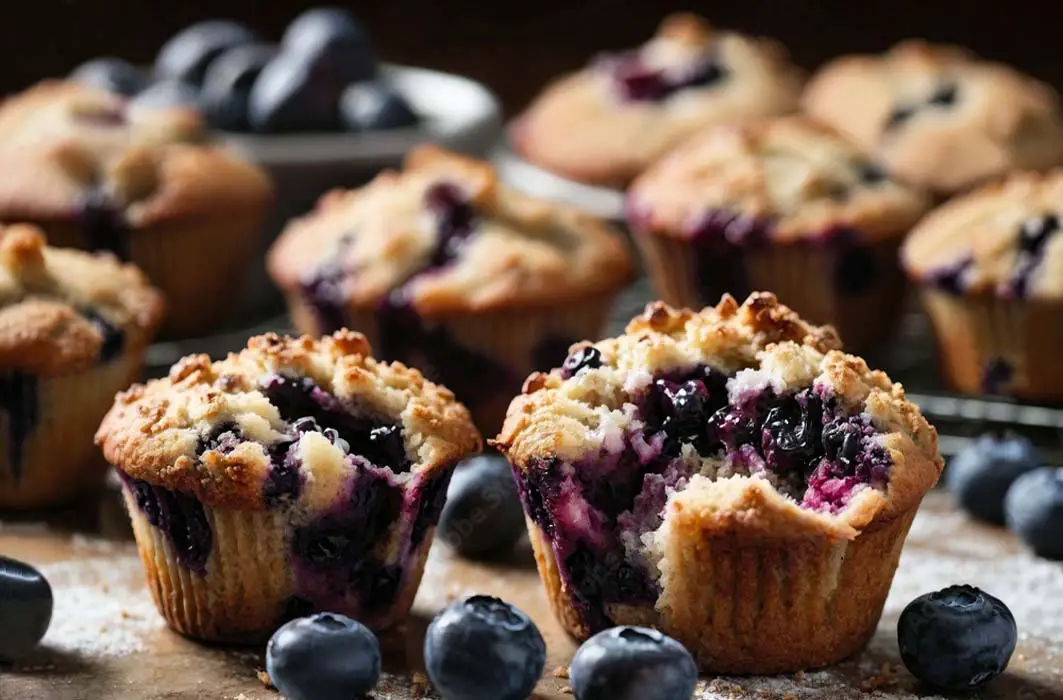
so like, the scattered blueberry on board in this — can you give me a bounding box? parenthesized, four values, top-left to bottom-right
(569, 626, 698, 700)
(281, 7, 378, 86)
(946, 432, 1041, 525)
(340, 80, 419, 131)
(424, 595, 546, 700)
(898, 585, 1016, 692)
(1005, 466, 1063, 561)
(438, 453, 526, 558)
(200, 43, 278, 131)
(247, 52, 344, 133)
(265, 612, 381, 700)
(69, 57, 147, 96)
(0, 556, 54, 663)
(155, 20, 258, 87)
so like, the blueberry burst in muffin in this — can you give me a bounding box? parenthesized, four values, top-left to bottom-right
(95, 330, 480, 642)
(494, 293, 943, 673)
(802, 40, 1063, 196)
(511, 13, 803, 186)
(268, 145, 633, 435)
(902, 169, 1063, 400)
(627, 116, 931, 352)
(0, 80, 273, 337)
(0, 224, 163, 509)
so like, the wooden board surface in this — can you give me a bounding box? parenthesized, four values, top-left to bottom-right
(2, 487, 1063, 700)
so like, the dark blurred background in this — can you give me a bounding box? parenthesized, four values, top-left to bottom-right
(7, 1, 1061, 114)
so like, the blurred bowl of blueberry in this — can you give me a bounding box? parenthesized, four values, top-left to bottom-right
(68, 7, 502, 329)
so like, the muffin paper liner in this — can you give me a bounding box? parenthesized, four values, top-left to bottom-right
(920, 289, 1063, 401)
(0, 353, 142, 510)
(120, 486, 436, 643)
(525, 505, 919, 674)
(42, 213, 265, 339)
(633, 230, 907, 353)
(284, 291, 620, 436)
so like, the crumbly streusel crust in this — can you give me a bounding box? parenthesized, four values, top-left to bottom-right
(511, 13, 803, 187)
(95, 330, 482, 512)
(0, 81, 272, 226)
(627, 115, 932, 241)
(0, 223, 164, 375)
(802, 40, 1063, 195)
(267, 145, 633, 315)
(495, 293, 941, 532)
(902, 169, 1063, 299)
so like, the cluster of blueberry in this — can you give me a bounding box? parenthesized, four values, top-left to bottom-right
(263, 597, 697, 700)
(69, 8, 418, 134)
(947, 432, 1063, 561)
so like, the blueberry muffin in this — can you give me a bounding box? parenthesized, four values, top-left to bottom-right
(95, 330, 480, 642)
(902, 170, 1063, 400)
(494, 293, 943, 673)
(627, 116, 932, 352)
(802, 40, 1063, 196)
(0, 224, 164, 509)
(510, 13, 803, 187)
(0, 80, 274, 338)
(267, 145, 634, 435)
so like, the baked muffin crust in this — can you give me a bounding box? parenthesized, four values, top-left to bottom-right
(0, 223, 164, 375)
(627, 116, 932, 242)
(511, 13, 803, 186)
(268, 145, 633, 316)
(96, 330, 482, 512)
(802, 41, 1063, 194)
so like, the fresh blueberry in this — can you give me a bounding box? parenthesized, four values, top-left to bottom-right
(898, 585, 1016, 691)
(561, 346, 603, 379)
(155, 20, 256, 87)
(248, 53, 343, 133)
(0, 556, 53, 662)
(569, 626, 697, 700)
(438, 454, 525, 558)
(340, 80, 418, 131)
(946, 432, 1041, 525)
(282, 7, 377, 86)
(69, 57, 147, 96)
(200, 43, 277, 131)
(130, 79, 201, 110)
(1005, 467, 1063, 560)
(266, 612, 381, 700)
(424, 596, 546, 700)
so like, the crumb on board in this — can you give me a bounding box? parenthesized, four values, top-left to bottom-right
(859, 662, 901, 692)
(560, 686, 573, 695)
(257, 669, 275, 690)
(553, 665, 570, 679)
(411, 671, 431, 698)
(793, 670, 805, 681)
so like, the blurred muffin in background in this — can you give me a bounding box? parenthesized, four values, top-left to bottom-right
(803, 40, 1063, 197)
(627, 115, 932, 353)
(0, 81, 273, 338)
(510, 13, 804, 188)
(267, 145, 634, 435)
(0, 224, 164, 509)
(902, 169, 1063, 401)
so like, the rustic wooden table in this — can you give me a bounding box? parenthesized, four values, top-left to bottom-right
(2, 486, 1062, 700)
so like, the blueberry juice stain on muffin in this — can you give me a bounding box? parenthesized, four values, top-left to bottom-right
(0, 372, 38, 482)
(594, 44, 730, 104)
(77, 188, 134, 261)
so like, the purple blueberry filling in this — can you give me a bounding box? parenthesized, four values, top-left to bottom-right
(1009, 214, 1059, 298)
(561, 346, 603, 379)
(514, 365, 893, 631)
(595, 51, 729, 103)
(79, 308, 125, 364)
(886, 81, 960, 132)
(981, 358, 1014, 394)
(0, 371, 38, 482)
(120, 473, 213, 573)
(685, 211, 881, 304)
(78, 189, 132, 261)
(923, 256, 973, 295)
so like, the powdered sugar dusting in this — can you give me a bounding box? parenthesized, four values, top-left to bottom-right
(38, 550, 164, 658)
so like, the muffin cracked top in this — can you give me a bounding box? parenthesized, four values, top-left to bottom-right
(268, 145, 633, 316)
(95, 330, 482, 512)
(0, 224, 164, 374)
(627, 116, 932, 242)
(802, 41, 1063, 195)
(0, 81, 273, 227)
(511, 13, 803, 187)
(902, 169, 1063, 300)
(495, 293, 941, 537)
